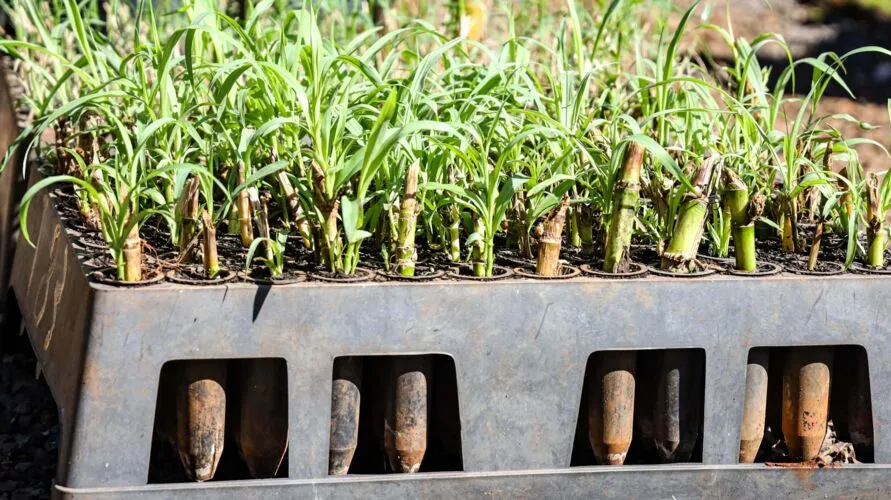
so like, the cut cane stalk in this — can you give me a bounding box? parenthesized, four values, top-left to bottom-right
(232, 359, 288, 479)
(721, 170, 763, 272)
(312, 161, 340, 271)
(175, 361, 227, 482)
(807, 220, 824, 272)
(329, 357, 364, 475)
(471, 217, 486, 277)
(395, 161, 420, 276)
(276, 170, 311, 250)
(866, 173, 885, 267)
(739, 349, 769, 463)
(654, 350, 703, 463)
(536, 197, 569, 276)
(201, 210, 219, 278)
(588, 351, 636, 465)
(122, 220, 142, 282)
(237, 161, 253, 247)
(782, 347, 833, 461)
(249, 187, 277, 276)
(177, 177, 201, 257)
(661, 156, 717, 272)
(384, 356, 432, 473)
(603, 142, 644, 273)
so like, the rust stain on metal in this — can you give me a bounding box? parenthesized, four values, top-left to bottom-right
(384, 356, 432, 473)
(782, 347, 833, 462)
(588, 351, 636, 465)
(329, 356, 363, 475)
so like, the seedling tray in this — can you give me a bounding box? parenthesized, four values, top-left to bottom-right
(9, 180, 891, 498)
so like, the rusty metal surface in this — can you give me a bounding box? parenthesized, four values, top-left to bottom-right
(783, 348, 833, 461)
(55, 465, 891, 499)
(10, 187, 891, 491)
(588, 351, 635, 465)
(384, 356, 432, 473)
(174, 360, 227, 481)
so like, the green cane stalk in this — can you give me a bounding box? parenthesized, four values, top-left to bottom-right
(603, 141, 644, 273)
(395, 161, 420, 276)
(661, 155, 718, 272)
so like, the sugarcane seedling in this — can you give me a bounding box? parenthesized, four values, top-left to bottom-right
(395, 161, 421, 276)
(654, 350, 703, 463)
(536, 197, 569, 276)
(177, 177, 201, 258)
(312, 161, 341, 271)
(866, 173, 886, 267)
(603, 142, 644, 273)
(661, 155, 718, 272)
(739, 348, 769, 463)
(782, 347, 833, 461)
(721, 170, 765, 272)
(384, 356, 433, 473)
(329, 357, 364, 475)
(174, 360, 227, 481)
(200, 210, 219, 278)
(232, 359, 289, 478)
(237, 160, 253, 247)
(588, 351, 636, 465)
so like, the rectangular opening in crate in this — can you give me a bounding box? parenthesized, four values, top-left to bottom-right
(739, 345, 873, 464)
(148, 358, 288, 483)
(328, 354, 462, 475)
(571, 348, 706, 466)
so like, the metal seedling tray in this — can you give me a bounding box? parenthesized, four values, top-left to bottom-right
(9, 180, 891, 498)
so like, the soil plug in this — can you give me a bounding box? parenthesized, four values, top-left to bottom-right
(782, 347, 833, 461)
(201, 210, 219, 278)
(661, 156, 717, 272)
(654, 350, 703, 463)
(395, 161, 420, 276)
(232, 359, 288, 478)
(536, 197, 569, 276)
(237, 161, 254, 247)
(721, 170, 764, 272)
(329, 357, 364, 475)
(866, 173, 886, 267)
(177, 177, 201, 257)
(603, 142, 644, 273)
(384, 356, 433, 473)
(175, 361, 227, 481)
(739, 349, 769, 463)
(588, 351, 636, 465)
